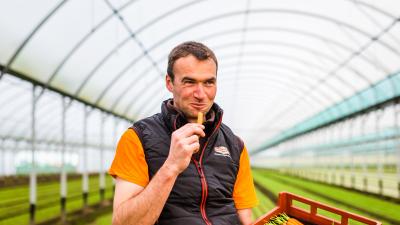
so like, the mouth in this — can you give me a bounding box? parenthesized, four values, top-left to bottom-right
(190, 103, 207, 110)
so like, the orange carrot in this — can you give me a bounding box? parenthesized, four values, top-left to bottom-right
(197, 112, 204, 124)
(288, 218, 303, 225)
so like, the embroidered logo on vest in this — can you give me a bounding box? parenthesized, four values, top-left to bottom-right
(214, 146, 231, 158)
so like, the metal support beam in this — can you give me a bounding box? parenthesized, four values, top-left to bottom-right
(0, 138, 4, 176)
(12, 141, 19, 176)
(60, 96, 68, 222)
(112, 116, 119, 193)
(99, 113, 106, 202)
(375, 109, 384, 196)
(395, 103, 400, 198)
(328, 125, 336, 184)
(338, 123, 345, 187)
(348, 118, 356, 188)
(82, 106, 89, 209)
(361, 114, 369, 191)
(29, 85, 39, 225)
(0, 65, 132, 122)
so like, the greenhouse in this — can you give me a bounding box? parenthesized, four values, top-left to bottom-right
(0, 0, 399, 224)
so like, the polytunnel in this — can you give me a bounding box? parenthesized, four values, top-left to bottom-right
(0, 0, 400, 224)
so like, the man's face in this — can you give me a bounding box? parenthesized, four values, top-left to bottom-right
(166, 54, 217, 123)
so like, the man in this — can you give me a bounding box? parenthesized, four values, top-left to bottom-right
(109, 41, 258, 225)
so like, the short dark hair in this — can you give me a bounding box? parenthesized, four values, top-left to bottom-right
(167, 41, 218, 82)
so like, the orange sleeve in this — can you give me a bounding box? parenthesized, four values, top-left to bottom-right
(108, 129, 149, 187)
(233, 146, 259, 209)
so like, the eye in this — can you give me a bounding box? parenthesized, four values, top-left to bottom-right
(204, 80, 215, 86)
(183, 80, 195, 85)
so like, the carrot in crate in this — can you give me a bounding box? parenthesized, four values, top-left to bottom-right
(253, 192, 381, 225)
(265, 213, 303, 225)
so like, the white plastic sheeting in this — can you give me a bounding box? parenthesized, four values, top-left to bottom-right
(1, 0, 400, 152)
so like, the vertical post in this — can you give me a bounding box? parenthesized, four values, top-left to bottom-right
(376, 109, 384, 196)
(332, 125, 337, 184)
(82, 106, 89, 209)
(338, 123, 345, 187)
(349, 118, 355, 189)
(60, 97, 67, 222)
(317, 133, 322, 181)
(328, 125, 336, 184)
(0, 138, 4, 176)
(361, 114, 368, 191)
(30, 85, 37, 225)
(395, 103, 400, 198)
(99, 113, 105, 202)
(12, 141, 19, 176)
(287, 139, 292, 175)
(304, 134, 309, 179)
(294, 138, 299, 176)
(112, 117, 119, 194)
(294, 138, 299, 177)
(323, 128, 329, 183)
(311, 132, 318, 181)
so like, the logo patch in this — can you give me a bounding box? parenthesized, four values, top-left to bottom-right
(214, 146, 231, 158)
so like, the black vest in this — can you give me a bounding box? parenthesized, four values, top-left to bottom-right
(132, 100, 244, 225)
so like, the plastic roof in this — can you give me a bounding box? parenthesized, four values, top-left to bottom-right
(1, 0, 400, 151)
(254, 72, 400, 153)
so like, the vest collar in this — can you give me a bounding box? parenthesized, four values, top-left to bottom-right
(161, 99, 223, 134)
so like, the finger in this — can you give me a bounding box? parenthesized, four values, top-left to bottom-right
(175, 134, 199, 150)
(177, 136, 199, 150)
(174, 123, 203, 136)
(183, 123, 205, 130)
(178, 124, 205, 138)
(186, 142, 200, 153)
(183, 134, 199, 145)
(193, 127, 205, 138)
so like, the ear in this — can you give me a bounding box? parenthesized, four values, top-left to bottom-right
(166, 74, 173, 92)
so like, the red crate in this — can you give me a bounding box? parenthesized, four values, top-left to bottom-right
(252, 192, 381, 225)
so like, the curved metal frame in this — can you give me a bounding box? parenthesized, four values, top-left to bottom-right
(2, 2, 398, 118)
(217, 69, 328, 110)
(65, 8, 400, 112)
(218, 67, 331, 104)
(112, 24, 386, 118)
(113, 25, 387, 118)
(0, 0, 68, 80)
(127, 47, 356, 118)
(48, 0, 203, 96)
(0, 1, 399, 153)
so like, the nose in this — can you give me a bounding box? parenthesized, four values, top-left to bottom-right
(193, 83, 206, 99)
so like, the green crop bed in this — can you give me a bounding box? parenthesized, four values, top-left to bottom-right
(252, 187, 276, 221)
(7, 169, 399, 225)
(252, 168, 400, 225)
(88, 213, 112, 225)
(0, 174, 114, 225)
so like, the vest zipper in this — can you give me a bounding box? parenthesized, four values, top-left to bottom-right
(192, 118, 222, 225)
(193, 160, 212, 225)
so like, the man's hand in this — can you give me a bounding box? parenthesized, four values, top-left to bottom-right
(165, 123, 205, 174)
(238, 208, 253, 225)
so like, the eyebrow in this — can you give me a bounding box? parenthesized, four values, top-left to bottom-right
(181, 77, 196, 82)
(205, 77, 217, 82)
(181, 76, 216, 82)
